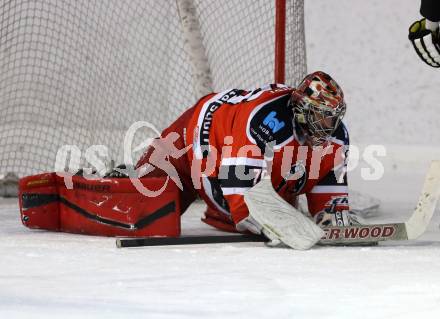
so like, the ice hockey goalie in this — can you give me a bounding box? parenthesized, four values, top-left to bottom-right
(19, 71, 354, 237)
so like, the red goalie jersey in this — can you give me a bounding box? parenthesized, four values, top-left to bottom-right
(136, 83, 349, 233)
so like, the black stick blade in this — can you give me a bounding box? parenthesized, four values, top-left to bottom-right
(116, 234, 267, 248)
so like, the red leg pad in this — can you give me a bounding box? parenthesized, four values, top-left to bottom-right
(19, 173, 61, 231)
(19, 173, 181, 237)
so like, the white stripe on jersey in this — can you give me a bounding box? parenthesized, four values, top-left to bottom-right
(328, 136, 345, 146)
(309, 185, 348, 194)
(221, 187, 250, 195)
(220, 157, 267, 168)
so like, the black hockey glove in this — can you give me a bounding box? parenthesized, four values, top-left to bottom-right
(408, 18, 440, 68)
(104, 164, 138, 178)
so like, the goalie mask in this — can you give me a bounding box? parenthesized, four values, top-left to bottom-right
(291, 71, 346, 146)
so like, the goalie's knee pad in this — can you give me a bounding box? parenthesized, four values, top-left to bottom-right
(19, 172, 182, 237)
(409, 18, 440, 68)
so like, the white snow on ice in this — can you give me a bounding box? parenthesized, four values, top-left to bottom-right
(1, 0, 440, 318)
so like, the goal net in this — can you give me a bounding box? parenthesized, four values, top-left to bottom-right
(0, 0, 306, 181)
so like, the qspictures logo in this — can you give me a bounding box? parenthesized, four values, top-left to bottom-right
(54, 121, 387, 197)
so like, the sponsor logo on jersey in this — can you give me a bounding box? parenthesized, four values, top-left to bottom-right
(325, 195, 349, 208)
(246, 94, 293, 151)
(262, 111, 285, 133)
(197, 89, 240, 158)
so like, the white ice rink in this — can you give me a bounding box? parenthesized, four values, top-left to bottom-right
(1, 0, 440, 318)
(1, 153, 440, 319)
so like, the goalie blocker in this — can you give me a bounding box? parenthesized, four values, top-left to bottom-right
(18, 173, 181, 237)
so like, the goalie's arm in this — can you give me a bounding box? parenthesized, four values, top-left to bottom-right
(306, 122, 350, 225)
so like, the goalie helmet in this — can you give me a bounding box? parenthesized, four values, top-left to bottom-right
(291, 71, 346, 146)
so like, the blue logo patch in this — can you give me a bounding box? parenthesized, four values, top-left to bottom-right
(263, 111, 285, 133)
(247, 94, 293, 151)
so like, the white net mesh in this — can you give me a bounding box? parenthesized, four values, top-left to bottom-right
(0, 0, 306, 177)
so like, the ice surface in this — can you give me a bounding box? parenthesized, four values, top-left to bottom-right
(1, 152, 440, 319)
(1, 0, 440, 318)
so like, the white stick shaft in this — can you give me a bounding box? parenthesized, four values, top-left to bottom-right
(405, 160, 440, 239)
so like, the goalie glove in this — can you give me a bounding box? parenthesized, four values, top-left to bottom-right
(314, 208, 363, 228)
(408, 18, 440, 68)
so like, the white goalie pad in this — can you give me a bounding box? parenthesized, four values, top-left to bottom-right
(244, 178, 324, 250)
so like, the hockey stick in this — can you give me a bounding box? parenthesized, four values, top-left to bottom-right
(116, 233, 376, 248)
(244, 160, 440, 248)
(116, 234, 267, 248)
(116, 161, 440, 248)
